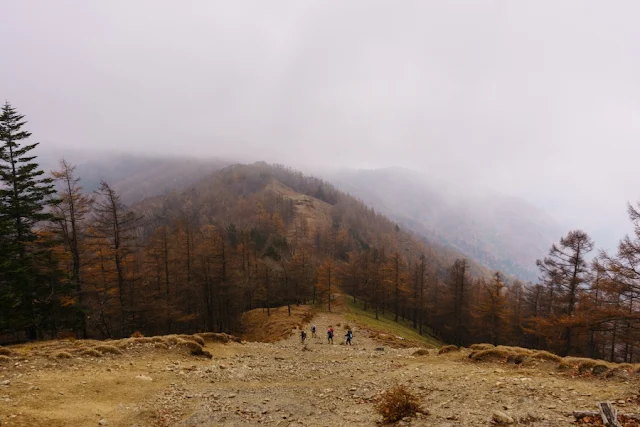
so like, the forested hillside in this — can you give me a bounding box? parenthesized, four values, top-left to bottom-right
(2, 103, 640, 364)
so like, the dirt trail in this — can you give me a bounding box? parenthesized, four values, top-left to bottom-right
(1, 300, 639, 426)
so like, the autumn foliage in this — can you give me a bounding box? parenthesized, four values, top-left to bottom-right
(3, 105, 640, 365)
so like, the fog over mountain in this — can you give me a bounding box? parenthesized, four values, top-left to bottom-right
(3, 1, 640, 252)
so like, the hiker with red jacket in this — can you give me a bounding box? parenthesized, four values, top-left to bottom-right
(327, 326, 334, 344)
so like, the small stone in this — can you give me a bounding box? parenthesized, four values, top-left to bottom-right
(492, 410, 514, 424)
(228, 394, 237, 398)
(98, 419, 108, 426)
(135, 375, 153, 381)
(1, 380, 10, 386)
(375, 347, 385, 351)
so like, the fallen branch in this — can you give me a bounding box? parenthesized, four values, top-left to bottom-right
(573, 402, 640, 426)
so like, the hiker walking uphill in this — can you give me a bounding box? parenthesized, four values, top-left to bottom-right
(300, 329, 307, 344)
(327, 326, 334, 344)
(311, 325, 317, 338)
(345, 329, 353, 345)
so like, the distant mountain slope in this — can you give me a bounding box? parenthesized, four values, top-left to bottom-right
(42, 149, 526, 279)
(133, 162, 491, 279)
(322, 167, 563, 281)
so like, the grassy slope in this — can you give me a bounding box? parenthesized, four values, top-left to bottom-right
(345, 296, 442, 348)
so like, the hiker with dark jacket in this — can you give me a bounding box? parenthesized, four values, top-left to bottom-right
(345, 329, 353, 345)
(301, 329, 307, 344)
(327, 326, 334, 344)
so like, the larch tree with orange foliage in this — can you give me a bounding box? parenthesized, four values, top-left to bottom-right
(51, 159, 93, 337)
(536, 230, 593, 356)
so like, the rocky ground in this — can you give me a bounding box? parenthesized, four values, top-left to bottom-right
(1, 309, 639, 426)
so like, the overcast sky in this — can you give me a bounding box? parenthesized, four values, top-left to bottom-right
(1, 1, 639, 249)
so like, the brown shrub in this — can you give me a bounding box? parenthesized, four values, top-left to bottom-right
(343, 324, 351, 330)
(437, 345, 459, 355)
(154, 342, 168, 350)
(0, 346, 13, 356)
(131, 331, 145, 338)
(133, 337, 154, 344)
(412, 349, 430, 356)
(470, 348, 511, 362)
(94, 345, 122, 355)
(469, 343, 494, 351)
(0, 355, 11, 363)
(54, 351, 73, 359)
(151, 337, 165, 343)
(81, 348, 102, 358)
(375, 385, 423, 423)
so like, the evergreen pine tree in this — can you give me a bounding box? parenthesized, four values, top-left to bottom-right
(0, 102, 57, 337)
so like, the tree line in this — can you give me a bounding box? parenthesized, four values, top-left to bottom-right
(1, 103, 640, 363)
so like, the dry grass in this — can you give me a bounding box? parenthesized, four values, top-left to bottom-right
(470, 348, 512, 362)
(591, 364, 609, 375)
(154, 342, 168, 350)
(81, 348, 102, 358)
(0, 355, 11, 363)
(114, 339, 132, 349)
(463, 344, 638, 377)
(164, 335, 180, 345)
(531, 351, 562, 363)
(437, 345, 459, 355)
(0, 346, 13, 356)
(506, 353, 529, 365)
(178, 334, 205, 346)
(94, 345, 123, 355)
(469, 343, 495, 351)
(375, 385, 423, 423)
(53, 351, 73, 359)
(241, 305, 314, 343)
(412, 349, 430, 356)
(197, 332, 241, 344)
(176, 339, 212, 358)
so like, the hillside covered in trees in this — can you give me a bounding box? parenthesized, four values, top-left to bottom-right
(2, 103, 640, 363)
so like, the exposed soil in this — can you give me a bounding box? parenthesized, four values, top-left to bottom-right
(1, 301, 639, 426)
